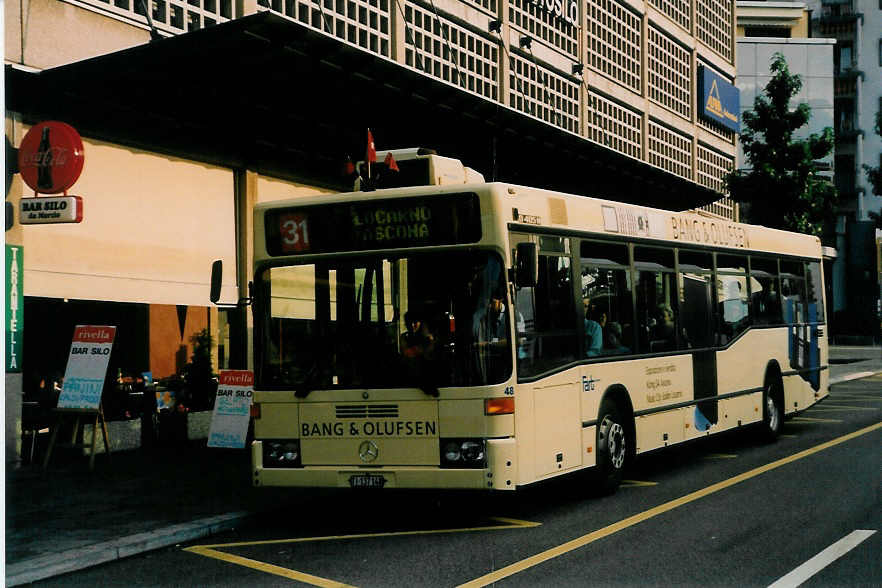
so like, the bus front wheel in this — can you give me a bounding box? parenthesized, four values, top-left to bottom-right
(760, 378, 783, 442)
(594, 399, 627, 495)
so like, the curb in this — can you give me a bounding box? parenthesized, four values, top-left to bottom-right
(5, 511, 253, 586)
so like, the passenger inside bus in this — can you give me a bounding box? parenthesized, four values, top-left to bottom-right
(584, 303, 605, 357)
(473, 295, 507, 346)
(400, 310, 435, 359)
(603, 321, 630, 355)
(399, 310, 439, 395)
(649, 304, 677, 351)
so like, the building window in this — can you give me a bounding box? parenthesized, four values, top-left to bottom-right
(587, 91, 643, 160)
(743, 26, 791, 38)
(587, 0, 643, 94)
(509, 54, 580, 133)
(648, 26, 692, 120)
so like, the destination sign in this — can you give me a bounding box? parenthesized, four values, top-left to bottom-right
(265, 193, 481, 255)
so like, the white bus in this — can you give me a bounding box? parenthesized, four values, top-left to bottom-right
(223, 152, 828, 493)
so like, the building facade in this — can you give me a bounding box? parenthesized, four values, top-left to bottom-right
(808, 0, 881, 339)
(5, 0, 739, 464)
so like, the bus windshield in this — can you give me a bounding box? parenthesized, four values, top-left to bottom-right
(257, 250, 512, 393)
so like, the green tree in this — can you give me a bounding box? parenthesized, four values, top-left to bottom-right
(725, 53, 836, 236)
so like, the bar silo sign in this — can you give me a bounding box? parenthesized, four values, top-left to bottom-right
(698, 66, 740, 132)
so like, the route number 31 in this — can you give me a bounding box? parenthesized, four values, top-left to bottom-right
(280, 213, 310, 252)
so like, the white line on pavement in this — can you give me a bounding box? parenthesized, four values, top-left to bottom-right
(768, 529, 877, 588)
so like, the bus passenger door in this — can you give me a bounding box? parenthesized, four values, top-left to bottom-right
(512, 233, 582, 477)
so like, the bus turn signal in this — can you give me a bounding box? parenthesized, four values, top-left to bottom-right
(485, 397, 514, 415)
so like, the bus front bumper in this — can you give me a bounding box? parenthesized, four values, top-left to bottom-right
(252, 440, 513, 490)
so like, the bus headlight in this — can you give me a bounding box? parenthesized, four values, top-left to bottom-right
(263, 440, 302, 468)
(440, 438, 486, 468)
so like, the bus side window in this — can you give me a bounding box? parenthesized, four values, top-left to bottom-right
(634, 247, 678, 353)
(780, 261, 806, 325)
(579, 240, 633, 358)
(716, 254, 750, 344)
(805, 261, 825, 324)
(749, 257, 782, 325)
(677, 250, 714, 349)
(519, 247, 579, 377)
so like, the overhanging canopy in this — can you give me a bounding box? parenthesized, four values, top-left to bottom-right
(6, 11, 720, 209)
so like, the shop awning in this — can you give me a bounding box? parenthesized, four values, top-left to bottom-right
(6, 11, 720, 209)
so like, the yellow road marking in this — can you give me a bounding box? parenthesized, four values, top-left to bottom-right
(621, 480, 658, 487)
(184, 517, 540, 585)
(187, 517, 540, 550)
(703, 453, 738, 459)
(780, 434, 798, 438)
(457, 421, 882, 588)
(790, 416, 843, 423)
(185, 546, 353, 587)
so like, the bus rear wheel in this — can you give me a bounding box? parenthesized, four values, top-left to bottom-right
(594, 399, 627, 495)
(760, 378, 783, 442)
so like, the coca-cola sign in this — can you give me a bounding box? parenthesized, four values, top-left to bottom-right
(17, 121, 85, 195)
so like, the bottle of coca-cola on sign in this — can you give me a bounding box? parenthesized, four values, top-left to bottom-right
(37, 126, 53, 191)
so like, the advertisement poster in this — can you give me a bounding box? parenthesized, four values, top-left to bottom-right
(207, 370, 254, 448)
(57, 325, 116, 410)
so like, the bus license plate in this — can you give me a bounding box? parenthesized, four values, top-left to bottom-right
(349, 474, 387, 489)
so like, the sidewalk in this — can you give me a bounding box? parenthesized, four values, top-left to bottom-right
(4, 443, 294, 586)
(5, 346, 881, 586)
(829, 345, 882, 384)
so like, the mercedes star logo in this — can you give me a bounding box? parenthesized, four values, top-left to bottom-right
(358, 440, 379, 463)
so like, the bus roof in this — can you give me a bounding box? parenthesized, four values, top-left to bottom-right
(254, 181, 822, 260)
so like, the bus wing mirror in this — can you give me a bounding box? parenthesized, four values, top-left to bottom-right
(209, 260, 223, 304)
(515, 242, 538, 288)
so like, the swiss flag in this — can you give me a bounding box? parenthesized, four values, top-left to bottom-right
(384, 151, 399, 172)
(366, 129, 377, 163)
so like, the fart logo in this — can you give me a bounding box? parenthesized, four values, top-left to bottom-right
(582, 375, 600, 392)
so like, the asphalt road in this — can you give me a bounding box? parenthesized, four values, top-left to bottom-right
(37, 376, 881, 587)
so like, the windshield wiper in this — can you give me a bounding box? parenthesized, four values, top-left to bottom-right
(294, 362, 317, 398)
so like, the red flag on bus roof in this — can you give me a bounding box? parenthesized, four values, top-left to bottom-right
(366, 129, 377, 164)
(342, 155, 355, 176)
(384, 151, 399, 172)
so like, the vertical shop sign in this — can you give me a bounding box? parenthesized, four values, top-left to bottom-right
(6, 244, 23, 372)
(208, 370, 253, 448)
(57, 326, 116, 410)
